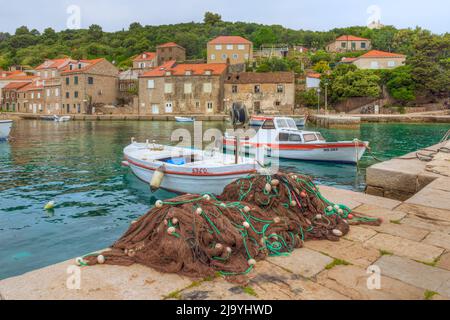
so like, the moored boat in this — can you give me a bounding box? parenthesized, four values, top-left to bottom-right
(0, 120, 13, 140)
(224, 117, 368, 164)
(54, 115, 71, 122)
(250, 115, 307, 127)
(123, 142, 261, 195)
(175, 116, 195, 123)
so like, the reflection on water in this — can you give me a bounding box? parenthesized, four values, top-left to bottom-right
(0, 120, 448, 279)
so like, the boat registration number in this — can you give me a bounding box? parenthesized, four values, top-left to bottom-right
(324, 148, 339, 152)
(192, 168, 209, 175)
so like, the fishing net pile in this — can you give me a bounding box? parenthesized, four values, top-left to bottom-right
(82, 172, 381, 281)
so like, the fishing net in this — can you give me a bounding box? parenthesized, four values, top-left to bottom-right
(82, 172, 381, 281)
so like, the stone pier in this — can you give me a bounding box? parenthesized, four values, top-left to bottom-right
(1, 183, 450, 300)
(309, 114, 361, 129)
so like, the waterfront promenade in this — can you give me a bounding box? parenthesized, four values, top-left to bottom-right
(1, 169, 450, 300)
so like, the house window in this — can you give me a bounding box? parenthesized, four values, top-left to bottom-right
(74, 76, 79, 85)
(140, 63, 145, 68)
(88, 77, 94, 85)
(152, 104, 159, 114)
(66, 77, 70, 85)
(52, 71, 56, 78)
(210, 54, 216, 61)
(184, 83, 192, 94)
(44, 71, 48, 78)
(244, 54, 249, 60)
(195, 101, 200, 109)
(275, 101, 281, 106)
(361, 42, 366, 49)
(66, 92, 70, 98)
(147, 80, 155, 89)
(47, 89, 51, 97)
(185, 71, 192, 76)
(215, 45, 222, 50)
(164, 83, 173, 93)
(55, 88, 59, 97)
(226, 44, 233, 50)
(277, 84, 284, 93)
(238, 44, 245, 50)
(203, 83, 212, 93)
(232, 85, 238, 93)
(74, 91, 79, 98)
(37, 93, 41, 99)
(207, 102, 213, 110)
(351, 42, 356, 50)
(232, 54, 238, 60)
(254, 85, 261, 93)
(78, 64, 82, 69)
(388, 61, 396, 67)
(370, 61, 379, 69)
(69, 65, 73, 71)
(341, 42, 347, 48)
(221, 54, 227, 60)
(31, 93, 34, 99)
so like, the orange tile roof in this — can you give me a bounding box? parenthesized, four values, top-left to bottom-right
(157, 42, 183, 48)
(141, 61, 227, 77)
(306, 72, 321, 79)
(18, 82, 43, 91)
(341, 57, 358, 63)
(133, 52, 157, 62)
(4, 82, 32, 90)
(61, 58, 105, 74)
(208, 36, 252, 45)
(36, 58, 73, 70)
(336, 35, 369, 42)
(359, 50, 406, 58)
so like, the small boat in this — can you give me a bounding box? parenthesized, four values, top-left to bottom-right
(123, 142, 261, 195)
(250, 115, 307, 127)
(41, 115, 72, 122)
(0, 120, 13, 140)
(175, 117, 195, 123)
(224, 117, 368, 164)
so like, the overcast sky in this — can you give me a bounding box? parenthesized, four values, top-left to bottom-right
(0, 0, 448, 34)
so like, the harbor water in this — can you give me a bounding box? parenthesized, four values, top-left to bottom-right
(0, 120, 448, 279)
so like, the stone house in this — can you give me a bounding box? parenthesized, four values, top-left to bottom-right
(326, 35, 371, 52)
(224, 72, 295, 115)
(17, 81, 45, 114)
(207, 36, 253, 66)
(60, 58, 119, 114)
(132, 52, 157, 70)
(35, 58, 73, 79)
(306, 72, 321, 89)
(1, 82, 31, 112)
(138, 61, 228, 115)
(0, 71, 35, 111)
(156, 43, 186, 66)
(349, 50, 406, 70)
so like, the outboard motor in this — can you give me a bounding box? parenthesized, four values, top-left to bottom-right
(229, 103, 250, 164)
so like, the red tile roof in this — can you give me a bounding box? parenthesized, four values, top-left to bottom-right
(133, 52, 156, 62)
(208, 36, 252, 45)
(359, 50, 406, 58)
(18, 82, 43, 91)
(36, 58, 73, 70)
(141, 61, 227, 77)
(157, 42, 184, 49)
(306, 72, 321, 79)
(4, 82, 32, 90)
(341, 57, 358, 63)
(336, 35, 369, 42)
(61, 58, 105, 74)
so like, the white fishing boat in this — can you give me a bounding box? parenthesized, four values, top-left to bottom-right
(54, 115, 71, 122)
(123, 142, 261, 195)
(224, 117, 368, 164)
(250, 115, 306, 127)
(0, 120, 13, 140)
(175, 116, 195, 123)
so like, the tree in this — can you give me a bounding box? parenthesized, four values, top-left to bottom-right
(204, 12, 222, 26)
(252, 27, 277, 47)
(313, 61, 330, 73)
(88, 24, 103, 40)
(384, 66, 416, 104)
(256, 57, 289, 72)
(331, 70, 381, 101)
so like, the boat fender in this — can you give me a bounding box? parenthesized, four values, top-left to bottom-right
(150, 165, 166, 192)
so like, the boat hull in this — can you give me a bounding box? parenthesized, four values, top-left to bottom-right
(0, 120, 13, 140)
(224, 140, 367, 164)
(175, 117, 194, 123)
(124, 144, 259, 195)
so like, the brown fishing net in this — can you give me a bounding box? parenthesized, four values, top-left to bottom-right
(83, 172, 381, 281)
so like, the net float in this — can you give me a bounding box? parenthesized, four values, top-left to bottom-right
(167, 227, 176, 235)
(226, 247, 232, 254)
(196, 208, 203, 215)
(155, 200, 163, 208)
(265, 183, 272, 193)
(172, 218, 179, 225)
(97, 255, 105, 264)
(291, 201, 297, 207)
(338, 209, 344, 215)
(243, 206, 251, 213)
(327, 206, 333, 212)
(271, 179, 280, 187)
(300, 191, 307, 198)
(75, 257, 84, 266)
(334, 205, 340, 210)
(127, 249, 136, 257)
(215, 243, 223, 250)
(248, 259, 257, 266)
(315, 214, 323, 220)
(203, 195, 211, 201)
(273, 217, 281, 223)
(348, 214, 354, 220)
(243, 221, 250, 229)
(332, 229, 343, 237)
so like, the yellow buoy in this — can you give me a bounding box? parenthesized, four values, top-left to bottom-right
(44, 201, 55, 210)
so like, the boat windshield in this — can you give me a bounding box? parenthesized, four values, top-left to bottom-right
(316, 133, 326, 141)
(276, 118, 297, 129)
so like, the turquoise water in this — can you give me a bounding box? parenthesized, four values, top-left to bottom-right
(0, 120, 448, 279)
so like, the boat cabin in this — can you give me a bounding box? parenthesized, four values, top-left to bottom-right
(260, 117, 326, 144)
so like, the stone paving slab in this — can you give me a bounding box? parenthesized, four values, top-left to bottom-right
(316, 265, 425, 300)
(437, 252, 450, 272)
(318, 186, 401, 210)
(423, 232, 450, 251)
(267, 248, 333, 278)
(352, 204, 407, 222)
(396, 203, 450, 223)
(344, 226, 378, 242)
(375, 255, 450, 298)
(0, 260, 192, 300)
(305, 239, 381, 268)
(366, 221, 430, 242)
(364, 233, 444, 263)
(401, 216, 450, 233)
(180, 280, 257, 301)
(405, 179, 450, 212)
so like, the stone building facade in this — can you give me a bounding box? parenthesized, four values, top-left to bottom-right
(351, 50, 406, 70)
(132, 52, 157, 70)
(1, 82, 30, 112)
(60, 58, 119, 114)
(156, 42, 186, 66)
(326, 35, 372, 52)
(17, 81, 45, 114)
(138, 61, 228, 115)
(224, 72, 295, 115)
(207, 36, 253, 65)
